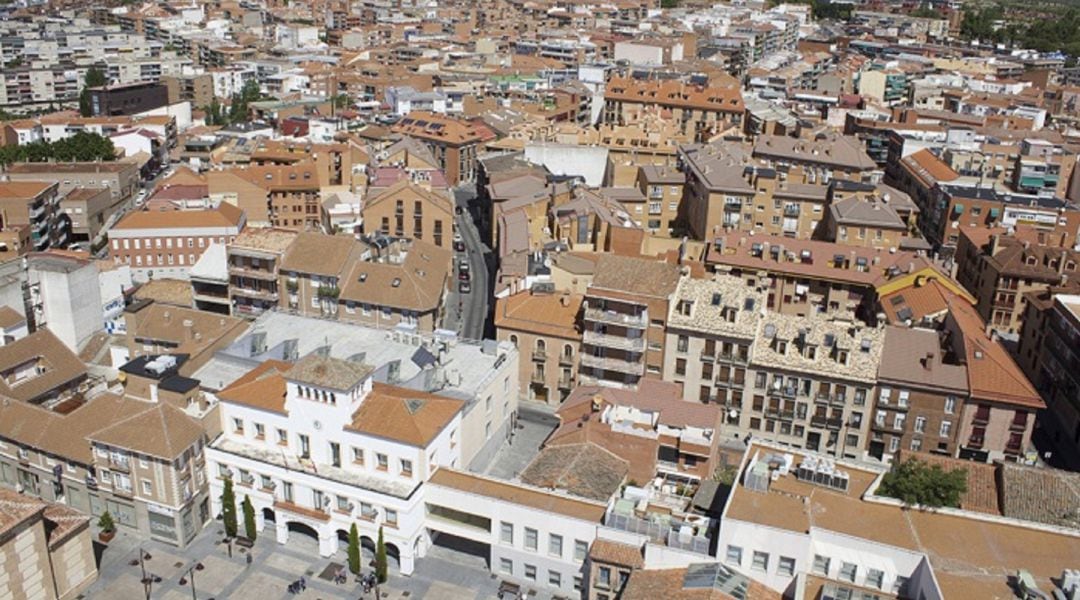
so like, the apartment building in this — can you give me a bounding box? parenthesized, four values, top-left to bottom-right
(946, 298, 1042, 462)
(634, 165, 685, 237)
(279, 232, 367, 318)
(391, 112, 497, 185)
(208, 163, 323, 230)
(1017, 293, 1080, 465)
(337, 238, 451, 333)
(704, 232, 943, 321)
(0, 350, 212, 549)
(820, 195, 917, 250)
(59, 187, 119, 246)
(0, 181, 64, 252)
(603, 77, 745, 142)
(0, 488, 97, 600)
(494, 290, 583, 405)
(869, 326, 968, 461)
(361, 180, 455, 250)
(954, 226, 1080, 334)
(227, 228, 298, 318)
(752, 134, 878, 183)
(579, 256, 683, 388)
(0, 329, 87, 407)
(678, 142, 829, 240)
(4, 161, 140, 205)
(663, 276, 763, 419)
(118, 300, 248, 376)
(108, 203, 246, 281)
(717, 441, 1080, 599)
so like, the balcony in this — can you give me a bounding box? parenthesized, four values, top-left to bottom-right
(584, 307, 647, 328)
(232, 286, 279, 302)
(826, 417, 843, 430)
(228, 265, 278, 281)
(583, 330, 646, 352)
(557, 376, 573, 389)
(558, 353, 575, 366)
(810, 415, 828, 428)
(579, 353, 645, 376)
(1009, 419, 1029, 432)
(972, 412, 990, 426)
(765, 407, 795, 421)
(1005, 441, 1023, 455)
(769, 386, 798, 399)
(274, 500, 331, 522)
(109, 458, 131, 472)
(783, 206, 800, 218)
(531, 349, 547, 362)
(530, 371, 546, 384)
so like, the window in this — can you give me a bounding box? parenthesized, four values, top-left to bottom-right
(298, 434, 310, 459)
(894, 575, 909, 594)
(893, 413, 905, 431)
(752, 551, 769, 572)
(939, 420, 952, 438)
(839, 562, 857, 583)
(525, 527, 538, 551)
(725, 545, 743, 566)
(376, 453, 388, 471)
(812, 554, 830, 576)
(548, 534, 563, 557)
(524, 564, 537, 581)
(778, 556, 796, 577)
(867, 568, 885, 589)
(914, 416, 926, 433)
(260, 475, 272, 489)
(574, 575, 583, 591)
(500, 558, 513, 574)
(574, 540, 588, 561)
(385, 509, 397, 526)
(944, 396, 956, 414)
(277, 428, 287, 445)
(598, 566, 611, 588)
(400, 459, 412, 477)
(898, 390, 910, 407)
(337, 495, 350, 512)
(677, 335, 689, 353)
(254, 423, 265, 439)
(500, 522, 513, 544)
(232, 418, 244, 434)
(879, 387, 891, 404)
(330, 442, 341, 467)
(548, 570, 561, 587)
(141, 480, 152, 496)
(352, 447, 364, 465)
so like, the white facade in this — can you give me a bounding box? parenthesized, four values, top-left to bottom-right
(29, 258, 103, 353)
(207, 372, 464, 575)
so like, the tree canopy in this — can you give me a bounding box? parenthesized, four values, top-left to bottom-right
(78, 66, 108, 117)
(877, 459, 968, 508)
(0, 131, 116, 165)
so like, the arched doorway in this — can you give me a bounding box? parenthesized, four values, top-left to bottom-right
(285, 521, 320, 555)
(385, 542, 401, 570)
(262, 507, 275, 524)
(360, 535, 376, 564)
(287, 521, 319, 539)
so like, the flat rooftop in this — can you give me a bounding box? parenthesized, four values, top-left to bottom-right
(193, 312, 513, 402)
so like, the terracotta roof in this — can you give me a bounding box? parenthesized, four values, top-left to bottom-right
(877, 326, 967, 392)
(133, 279, 194, 308)
(346, 383, 462, 447)
(216, 360, 292, 415)
(0, 487, 46, 539)
(998, 462, 1080, 529)
(588, 538, 644, 568)
(605, 76, 744, 113)
(113, 202, 244, 230)
(879, 278, 956, 324)
(0, 306, 24, 329)
(428, 468, 607, 522)
(363, 179, 454, 215)
(620, 565, 780, 600)
(0, 181, 55, 200)
(88, 402, 204, 460)
(494, 291, 582, 339)
(561, 380, 717, 429)
(280, 232, 361, 276)
(902, 149, 959, 185)
(753, 133, 876, 171)
(392, 111, 497, 145)
(339, 239, 450, 312)
(0, 329, 87, 403)
(0, 392, 144, 464)
(894, 450, 1000, 515)
(229, 227, 298, 254)
(520, 443, 628, 502)
(589, 255, 682, 298)
(946, 298, 1042, 408)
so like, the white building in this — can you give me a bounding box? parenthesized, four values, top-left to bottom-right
(27, 252, 104, 353)
(206, 355, 468, 574)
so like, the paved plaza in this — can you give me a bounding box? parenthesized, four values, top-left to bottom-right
(84, 520, 563, 600)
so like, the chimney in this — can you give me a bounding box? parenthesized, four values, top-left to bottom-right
(922, 352, 934, 370)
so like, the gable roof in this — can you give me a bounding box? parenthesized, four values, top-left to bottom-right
(0, 329, 86, 403)
(216, 359, 292, 415)
(87, 402, 204, 459)
(113, 202, 244, 230)
(280, 232, 361, 276)
(520, 442, 628, 502)
(494, 291, 583, 339)
(946, 298, 1042, 408)
(339, 239, 450, 312)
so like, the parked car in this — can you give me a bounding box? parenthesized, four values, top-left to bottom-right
(458, 262, 471, 281)
(459, 280, 471, 294)
(453, 233, 465, 252)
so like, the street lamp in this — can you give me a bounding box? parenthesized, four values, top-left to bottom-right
(130, 547, 158, 600)
(178, 562, 205, 600)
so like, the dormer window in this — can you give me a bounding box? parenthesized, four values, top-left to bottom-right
(836, 349, 849, 364)
(806, 345, 817, 360)
(775, 340, 788, 354)
(677, 300, 693, 316)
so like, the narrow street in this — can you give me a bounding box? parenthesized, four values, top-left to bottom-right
(443, 183, 493, 341)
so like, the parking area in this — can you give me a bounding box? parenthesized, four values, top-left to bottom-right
(86, 518, 565, 599)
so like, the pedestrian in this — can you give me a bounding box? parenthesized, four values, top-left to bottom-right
(246, 552, 252, 567)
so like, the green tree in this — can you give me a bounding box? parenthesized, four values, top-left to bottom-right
(0, 131, 116, 166)
(242, 495, 256, 541)
(877, 459, 967, 508)
(375, 526, 388, 583)
(79, 66, 107, 117)
(221, 477, 238, 538)
(347, 523, 361, 575)
(98, 510, 115, 532)
(333, 93, 350, 110)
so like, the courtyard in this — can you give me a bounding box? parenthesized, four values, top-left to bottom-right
(85, 519, 566, 599)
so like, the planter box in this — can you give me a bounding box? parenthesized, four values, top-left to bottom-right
(235, 537, 255, 549)
(99, 530, 116, 543)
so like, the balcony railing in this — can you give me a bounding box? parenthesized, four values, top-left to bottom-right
(232, 286, 279, 301)
(557, 377, 573, 389)
(584, 307, 647, 328)
(228, 265, 278, 281)
(583, 330, 646, 352)
(530, 371, 546, 384)
(579, 353, 645, 375)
